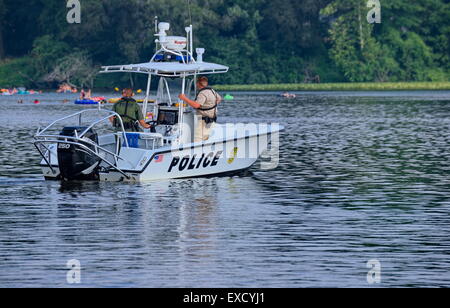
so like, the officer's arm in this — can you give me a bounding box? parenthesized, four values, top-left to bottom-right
(139, 120, 151, 129)
(179, 94, 201, 109)
(136, 106, 151, 129)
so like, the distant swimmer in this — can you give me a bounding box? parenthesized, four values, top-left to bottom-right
(80, 88, 92, 100)
(281, 92, 296, 98)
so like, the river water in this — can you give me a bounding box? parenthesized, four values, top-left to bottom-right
(0, 91, 449, 287)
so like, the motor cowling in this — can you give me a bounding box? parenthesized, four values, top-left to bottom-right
(57, 127, 100, 181)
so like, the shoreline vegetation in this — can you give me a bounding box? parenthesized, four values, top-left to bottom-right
(1, 82, 450, 94)
(215, 82, 450, 92)
(0, 1, 449, 91)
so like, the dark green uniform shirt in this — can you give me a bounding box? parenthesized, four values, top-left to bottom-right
(112, 98, 144, 124)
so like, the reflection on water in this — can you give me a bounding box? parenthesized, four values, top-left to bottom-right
(0, 91, 450, 287)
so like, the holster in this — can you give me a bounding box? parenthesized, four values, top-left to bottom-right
(202, 117, 217, 125)
(116, 121, 140, 132)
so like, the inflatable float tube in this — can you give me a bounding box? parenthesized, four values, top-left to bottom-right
(108, 98, 153, 104)
(74, 99, 100, 105)
(224, 94, 234, 100)
(75, 97, 106, 105)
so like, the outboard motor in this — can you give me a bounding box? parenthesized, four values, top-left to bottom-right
(57, 127, 100, 181)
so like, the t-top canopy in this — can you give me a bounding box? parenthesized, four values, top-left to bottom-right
(100, 61, 229, 77)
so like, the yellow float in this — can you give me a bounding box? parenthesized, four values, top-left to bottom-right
(108, 98, 155, 104)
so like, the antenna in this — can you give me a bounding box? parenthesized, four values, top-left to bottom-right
(154, 16, 158, 52)
(186, 1, 194, 61)
(187, 0, 193, 26)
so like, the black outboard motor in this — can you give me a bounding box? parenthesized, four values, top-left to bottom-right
(57, 127, 100, 181)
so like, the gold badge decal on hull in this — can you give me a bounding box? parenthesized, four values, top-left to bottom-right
(228, 147, 239, 164)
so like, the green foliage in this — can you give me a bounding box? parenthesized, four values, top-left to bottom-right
(0, 57, 34, 87)
(44, 51, 98, 88)
(216, 82, 450, 91)
(0, 0, 6, 59)
(0, 0, 449, 88)
(31, 35, 71, 75)
(324, 0, 450, 82)
(323, 0, 392, 81)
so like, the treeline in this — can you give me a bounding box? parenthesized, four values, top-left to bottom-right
(0, 0, 448, 89)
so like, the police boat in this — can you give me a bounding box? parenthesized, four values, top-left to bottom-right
(34, 21, 283, 182)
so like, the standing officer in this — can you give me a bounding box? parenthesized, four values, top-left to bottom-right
(178, 76, 222, 142)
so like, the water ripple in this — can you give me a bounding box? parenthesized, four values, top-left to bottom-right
(1, 92, 450, 287)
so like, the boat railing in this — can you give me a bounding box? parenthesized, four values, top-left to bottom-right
(35, 109, 129, 147)
(34, 109, 135, 179)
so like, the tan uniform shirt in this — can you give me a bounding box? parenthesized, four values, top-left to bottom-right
(196, 89, 221, 119)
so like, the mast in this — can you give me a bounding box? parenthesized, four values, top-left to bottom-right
(142, 74, 152, 117)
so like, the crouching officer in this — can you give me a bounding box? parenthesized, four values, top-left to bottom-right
(178, 76, 222, 142)
(109, 88, 151, 132)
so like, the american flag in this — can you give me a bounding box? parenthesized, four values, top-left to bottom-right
(154, 155, 164, 163)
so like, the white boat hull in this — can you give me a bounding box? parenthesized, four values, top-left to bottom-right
(39, 127, 281, 182)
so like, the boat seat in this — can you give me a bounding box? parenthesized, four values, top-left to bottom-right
(139, 132, 164, 140)
(120, 132, 164, 149)
(140, 133, 164, 148)
(123, 133, 140, 148)
(98, 134, 117, 147)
